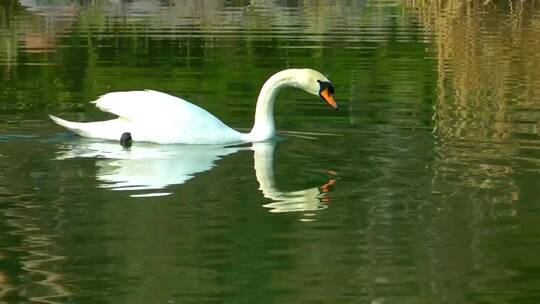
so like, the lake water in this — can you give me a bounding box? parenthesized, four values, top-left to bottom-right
(1, 0, 540, 303)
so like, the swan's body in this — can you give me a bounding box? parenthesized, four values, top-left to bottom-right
(50, 68, 337, 144)
(51, 90, 245, 144)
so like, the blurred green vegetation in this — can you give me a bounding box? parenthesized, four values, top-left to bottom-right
(0, 0, 435, 132)
(1, 1, 540, 303)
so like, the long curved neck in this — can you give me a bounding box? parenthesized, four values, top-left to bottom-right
(246, 69, 299, 141)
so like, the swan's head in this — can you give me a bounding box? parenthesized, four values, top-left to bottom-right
(294, 68, 338, 110)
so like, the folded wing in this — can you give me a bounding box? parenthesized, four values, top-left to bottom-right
(92, 90, 218, 125)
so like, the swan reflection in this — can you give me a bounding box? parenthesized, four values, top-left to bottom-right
(252, 141, 336, 213)
(55, 140, 336, 212)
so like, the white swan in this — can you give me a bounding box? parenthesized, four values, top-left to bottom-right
(49, 68, 337, 144)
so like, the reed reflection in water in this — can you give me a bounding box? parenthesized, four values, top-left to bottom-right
(410, 0, 540, 141)
(408, 0, 540, 204)
(405, 1, 540, 302)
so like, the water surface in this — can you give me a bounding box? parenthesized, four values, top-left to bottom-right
(1, 0, 540, 303)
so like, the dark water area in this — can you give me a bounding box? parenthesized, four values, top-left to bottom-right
(1, 0, 540, 303)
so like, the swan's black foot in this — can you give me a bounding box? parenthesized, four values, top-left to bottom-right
(120, 132, 132, 147)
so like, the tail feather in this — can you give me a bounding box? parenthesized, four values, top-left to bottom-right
(49, 115, 90, 137)
(49, 115, 130, 141)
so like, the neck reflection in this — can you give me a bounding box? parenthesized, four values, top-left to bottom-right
(252, 141, 336, 213)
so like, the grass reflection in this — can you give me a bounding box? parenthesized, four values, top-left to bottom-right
(407, 0, 540, 198)
(409, 0, 540, 141)
(406, 2, 540, 302)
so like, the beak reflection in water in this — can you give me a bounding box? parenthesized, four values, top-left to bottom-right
(55, 139, 337, 215)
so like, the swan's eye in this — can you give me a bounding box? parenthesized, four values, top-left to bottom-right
(317, 80, 335, 95)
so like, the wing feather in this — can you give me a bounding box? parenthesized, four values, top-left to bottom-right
(85, 90, 244, 144)
(92, 90, 218, 124)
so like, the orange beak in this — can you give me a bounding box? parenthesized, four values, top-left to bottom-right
(320, 88, 338, 110)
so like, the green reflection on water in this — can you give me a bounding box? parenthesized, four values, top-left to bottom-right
(0, 1, 540, 303)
